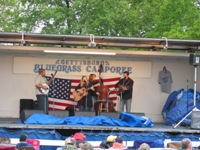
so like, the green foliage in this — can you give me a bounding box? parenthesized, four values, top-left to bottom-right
(147, 0, 200, 39)
(0, 0, 200, 40)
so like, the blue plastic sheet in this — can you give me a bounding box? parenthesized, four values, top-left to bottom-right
(0, 129, 200, 149)
(25, 112, 153, 127)
(162, 89, 200, 125)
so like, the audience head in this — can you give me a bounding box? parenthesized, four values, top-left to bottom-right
(115, 136, 123, 144)
(0, 138, 11, 144)
(79, 142, 93, 150)
(139, 143, 150, 150)
(65, 137, 76, 145)
(19, 134, 28, 142)
(181, 138, 192, 150)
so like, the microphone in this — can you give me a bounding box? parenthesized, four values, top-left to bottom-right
(187, 78, 189, 86)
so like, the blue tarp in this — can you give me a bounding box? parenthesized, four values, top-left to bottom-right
(25, 112, 153, 127)
(1, 129, 200, 149)
(162, 89, 200, 125)
(0, 128, 62, 150)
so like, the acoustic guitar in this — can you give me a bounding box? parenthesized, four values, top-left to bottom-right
(73, 88, 88, 101)
(116, 84, 124, 96)
(116, 78, 131, 96)
(116, 84, 130, 96)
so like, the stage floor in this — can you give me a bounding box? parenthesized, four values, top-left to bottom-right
(0, 118, 199, 134)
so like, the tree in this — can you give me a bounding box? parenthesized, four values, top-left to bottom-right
(0, 0, 21, 32)
(0, 0, 160, 37)
(0, 0, 200, 40)
(147, 0, 200, 39)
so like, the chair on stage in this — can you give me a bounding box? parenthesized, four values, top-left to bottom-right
(96, 99, 109, 114)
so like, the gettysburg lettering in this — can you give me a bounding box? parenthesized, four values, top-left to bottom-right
(33, 59, 132, 75)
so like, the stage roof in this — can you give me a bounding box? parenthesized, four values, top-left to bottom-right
(0, 32, 199, 59)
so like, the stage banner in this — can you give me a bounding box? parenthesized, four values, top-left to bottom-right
(13, 57, 152, 78)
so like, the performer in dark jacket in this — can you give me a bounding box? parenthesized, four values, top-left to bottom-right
(115, 71, 134, 112)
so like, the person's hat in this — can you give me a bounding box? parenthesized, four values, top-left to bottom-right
(107, 135, 117, 142)
(123, 71, 129, 75)
(139, 143, 150, 150)
(115, 136, 123, 143)
(73, 132, 86, 141)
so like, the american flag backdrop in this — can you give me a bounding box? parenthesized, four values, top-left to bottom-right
(46, 76, 121, 110)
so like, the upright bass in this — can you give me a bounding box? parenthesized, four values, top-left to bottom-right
(94, 64, 115, 112)
(97, 64, 109, 100)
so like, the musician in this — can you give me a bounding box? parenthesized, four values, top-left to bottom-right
(88, 74, 100, 111)
(115, 71, 134, 112)
(35, 68, 54, 114)
(75, 76, 93, 111)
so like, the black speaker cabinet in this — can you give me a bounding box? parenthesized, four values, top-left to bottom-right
(21, 110, 70, 123)
(100, 112, 121, 119)
(191, 110, 200, 129)
(99, 112, 145, 119)
(20, 110, 44, 123)
(74, 111, 95, 117)
(65, 107, 75, 116)
(127, 112, 145, 117)
(20, 99, 34, 114)
(49, 110, 69, 118)
(189, 54, 200, 66)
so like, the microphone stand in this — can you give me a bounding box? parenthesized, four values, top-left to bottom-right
(50, 74, 56, 111)
(186, 78, 189, 114)
(119, 78, 125, 112)
(84, 82, 88, 111)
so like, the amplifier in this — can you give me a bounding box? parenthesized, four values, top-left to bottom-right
(191, 110, 200, 129)
(189, 54, 200, 66)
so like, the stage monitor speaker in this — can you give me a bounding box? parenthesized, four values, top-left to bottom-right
(19, 99, 34, 118)
(100, 112, 121, 119)
(127, 112, 145, 117)
(49, 110, 69, 118)
(20, 110, 44, 123)
(20, 99, 34, 113)
(65, 108, 75, 116)
(74, 111, 95, 117)
(33, 100, 38, 109)
(191, 110, 200, 129)
(99, 112, 145, 119)
(189, 54, 200, 66)
(21, 110, 70, 123)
